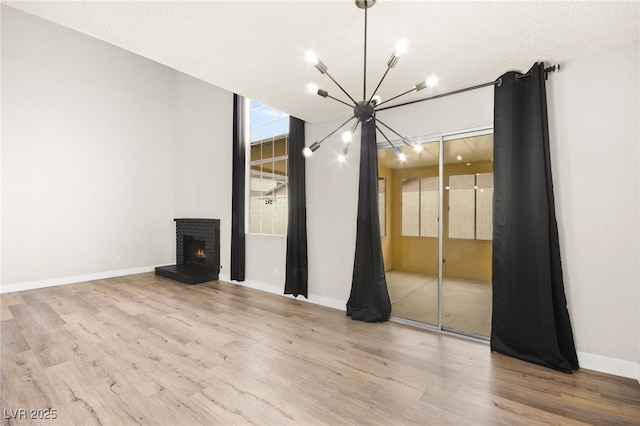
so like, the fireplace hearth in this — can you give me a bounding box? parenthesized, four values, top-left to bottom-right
(155, 218, 220, 285)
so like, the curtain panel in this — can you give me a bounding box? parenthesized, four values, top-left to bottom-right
(346, 118, 392, 322)
(491, 62, 578, 373)
(284, 116, 309, 298)
(231, 94, 246, 282)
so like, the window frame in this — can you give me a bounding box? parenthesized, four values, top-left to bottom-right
(246, 100, 290, 237)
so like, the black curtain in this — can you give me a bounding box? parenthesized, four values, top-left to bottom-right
(346, 118, 392, 322)
(491, 62, 578, 373)
(230, 94, 246, 281)
(284, 116, 309, 298)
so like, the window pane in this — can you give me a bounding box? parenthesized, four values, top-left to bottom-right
(250, 143, 260, 162)
(273, 159, 287, 178)
(261, 140, 274, 161)
(379, 178, 386, 237)
(251, 109, 262, 127)
(402, 179, 420, 236)
(274, 181, 288, 236)
(274, 136, 287, 158)
(250, 197, 261, 234)
(420, 176, 439, 237)
(448, 174, 475, 239)
(275, 118, 289, 137)
(476, 172, 493, 240)
(251, 125, 264, 142)
(261, 106, 274, 124)
(261, 202, 274, 234)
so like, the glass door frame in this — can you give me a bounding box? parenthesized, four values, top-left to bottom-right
(378, 124, 493, 340)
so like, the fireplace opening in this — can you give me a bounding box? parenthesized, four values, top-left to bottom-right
(184, 236, 206, 267)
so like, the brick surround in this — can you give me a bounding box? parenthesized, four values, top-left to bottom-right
(155, 218, 220, 284)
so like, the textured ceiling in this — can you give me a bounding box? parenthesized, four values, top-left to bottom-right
(4, 0, 639, 123)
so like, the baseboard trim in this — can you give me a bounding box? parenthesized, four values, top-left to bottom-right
(0, 265, 167, 294)
(577, 351, 639, 381)
(218, 273, 346, 312)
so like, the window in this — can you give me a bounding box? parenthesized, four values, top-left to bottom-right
(420, 177, 439, 237)
(379, 178, 386, 237)
(401, 172, 493, 240)
(401, 176, 439, 237)
(447, 172, 494, 240)
(448, 174, 476, 239)
(475, 172, 493, 240)
(249, 101, 289, 236)
(401, 178, 420, 236)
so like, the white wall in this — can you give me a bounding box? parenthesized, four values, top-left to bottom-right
(173, 73, 233, 274)
(1, 6, 176, 289)
(547, 44, 639, 378)
(245, 234, 286, 287)
(305, 118, 361, 303)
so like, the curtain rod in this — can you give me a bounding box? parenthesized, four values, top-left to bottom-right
(377, 64, 559, 112)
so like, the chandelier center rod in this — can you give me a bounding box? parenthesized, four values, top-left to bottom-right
(363, 4, 367, 100)
(356, 0, 376, 100)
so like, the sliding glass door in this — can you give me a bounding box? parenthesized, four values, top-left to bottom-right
(379, 127, 493, 339)
(379, 138, 440, 327)
(442, 132, 493, 337)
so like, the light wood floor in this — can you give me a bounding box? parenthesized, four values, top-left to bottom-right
(2, 273, 639, 425)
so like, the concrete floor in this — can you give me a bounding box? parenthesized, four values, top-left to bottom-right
(386, 270, 492, 337)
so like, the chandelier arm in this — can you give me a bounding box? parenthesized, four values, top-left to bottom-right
(376, 118, 407, 142)
(350, 120, 360, 134)
(317, 115, 357, 146)
(326, 94, 355, 108)
(375, 124, 400, 151)
(375, 87, 416, 107)
(367, 66, 392, 104)
(324, 70, 358, 105)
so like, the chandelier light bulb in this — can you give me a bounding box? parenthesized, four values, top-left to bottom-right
(304, 50, 319, 65)
(306, 83, 319, 94)
(392, 145, 407, 162)
(302, 147, 313, 157)
(394, 38, 409, 57)
(371, 95, 382, 106)
(426, 74, 439, 88)
(339, 143, 350, 162)
(341, 131, 353, 143)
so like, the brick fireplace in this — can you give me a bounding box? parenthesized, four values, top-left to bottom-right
(155, 218, 220, 284)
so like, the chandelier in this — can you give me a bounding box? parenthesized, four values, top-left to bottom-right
(302, 0, 439, 162)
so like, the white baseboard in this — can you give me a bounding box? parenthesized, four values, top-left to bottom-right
(577, 351, 639, 381)
(0, 265, 165, 294)
(218, 273, 346, 312)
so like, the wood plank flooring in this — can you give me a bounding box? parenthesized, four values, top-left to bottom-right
(1, 273, 639, 425)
